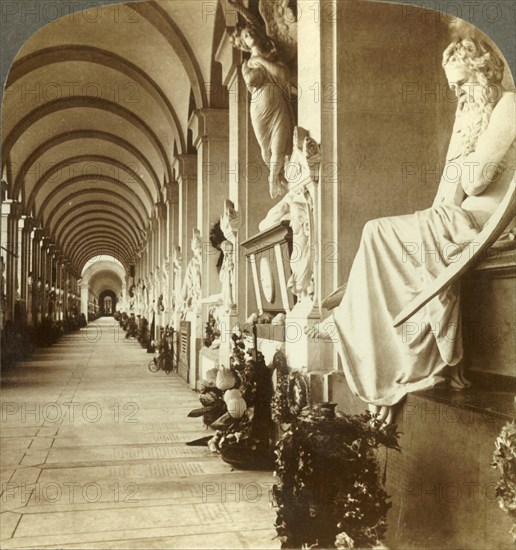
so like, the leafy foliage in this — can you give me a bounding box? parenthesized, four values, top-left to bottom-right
(273, 404, 400, 549)
(208, 327, 274, 465)
(203, 312, 220, 348)
(492, 420, 516, 541)
(271, 370, 309, 425)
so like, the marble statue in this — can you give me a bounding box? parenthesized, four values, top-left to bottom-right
(219, 199, 238, 312)
(171, 245, 183, 329)
(228, 0, 296, 199)
(306, 38, 515, 424)
(162, 258, 170, 315)
(135, 279, 142, 315)
(287, 190, 314, 302)
(147, 274, 154, 315)
(180, 229, 203, 319)
(142, 280, 148, 316)
(258, 127, 321, 232)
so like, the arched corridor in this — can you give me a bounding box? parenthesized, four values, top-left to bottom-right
(1, 317, 275, 548)
(1, 0, 515, 548)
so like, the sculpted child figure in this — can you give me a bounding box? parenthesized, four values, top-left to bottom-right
(306, 38, 516, 424)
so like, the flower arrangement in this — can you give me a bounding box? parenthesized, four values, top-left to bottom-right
(492, 420, 516, 541)
(207, 323, 274, 469)
(273, 403, 400, 549)
(203, 311, 220, 348)
(150, 326, 176, 374)
(124, 314, 138, 339)
(137, 317, 150, 348)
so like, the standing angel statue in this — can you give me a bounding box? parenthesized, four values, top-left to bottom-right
(228, 0, 297, 198)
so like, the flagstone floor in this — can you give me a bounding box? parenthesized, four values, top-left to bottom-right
(1, 317, 277, 549)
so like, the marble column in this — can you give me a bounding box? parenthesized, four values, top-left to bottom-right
(80, 280, 89, 317)
(1, 200, 21, 323)
(31, 228, 44, 325)
(173, 155, 197, 270)
(154, 202, 166, 336)
(41, 239, 50, 318)
(23, 222, 35, 326)
(165, 181, 179, 323)
(295, 4, 339, 374)
(189, 108, 229, 298)
(20, 217, 34, 304)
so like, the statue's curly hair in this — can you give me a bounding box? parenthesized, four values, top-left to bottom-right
(442, 38, 504, 85)
(230, 23, 277, 59)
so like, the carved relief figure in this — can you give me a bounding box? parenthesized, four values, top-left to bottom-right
(258, 127, 321, 232)
(142, 280, 148, 316)
(162, 259, 169, 315)
(306, 38, 516, 424)
(154, 267, 161, 316)
(147, 274, 153, 315)
(287, 190, 314, 301)
(171, 245, 183, 329)
(220, 240, 235, 312)
(229, 0, 296, 199)
(180, 229, 203, 319)
(219, 200, 238, 312)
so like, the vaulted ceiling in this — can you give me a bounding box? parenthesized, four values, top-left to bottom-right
(2, 0, 228, 276)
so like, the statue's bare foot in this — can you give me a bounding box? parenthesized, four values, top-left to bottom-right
(304, 322, 331, 341)
(368, 404, 394, 426)
(269, 176, 288, 199)
(449, 364, 471, 390)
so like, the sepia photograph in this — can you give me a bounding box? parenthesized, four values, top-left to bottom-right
(1, 0, 515, 548)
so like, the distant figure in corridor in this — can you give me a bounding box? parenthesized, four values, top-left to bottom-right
(306, 38, 516, 423)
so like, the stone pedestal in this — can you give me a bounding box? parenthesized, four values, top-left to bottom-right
(285, 299, 320, 371)
(462, 249, 516, 379)
(185, 309, 202, 390)
(177, 320, 191, 384)
(241, 221, 293, 317)
(198, 347, 220, 385)
(323, 371, 366, 416)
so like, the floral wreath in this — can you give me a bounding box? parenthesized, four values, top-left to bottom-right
(271, 367, 309, 426)
(273, 404, 400, 549)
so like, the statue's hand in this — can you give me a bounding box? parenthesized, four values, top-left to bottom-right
(246, 56, 264, 70)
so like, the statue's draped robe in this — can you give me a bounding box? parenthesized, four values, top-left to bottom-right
(325, 206, 480, 406)
(324, 93, 515, 407)
(244, 58, 293, 167)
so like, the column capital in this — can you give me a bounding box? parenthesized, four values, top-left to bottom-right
(20, 215, 35, 232)
(173, 154, 197, 182)
(1, 199, 21, 218)
(154, 201, 167, 218)
(188, 108, 229, 148)
(148, 215, 158, 232)
(215, 30, 241, 87)
(165, 181, 179, 203)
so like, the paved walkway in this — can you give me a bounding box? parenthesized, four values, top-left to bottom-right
(1, 317, 277, 549)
